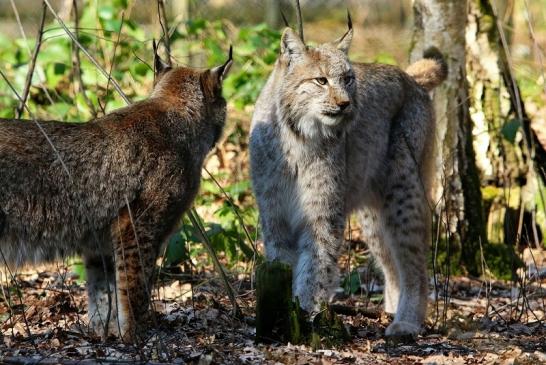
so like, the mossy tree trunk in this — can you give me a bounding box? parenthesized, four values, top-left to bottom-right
(412, 0, 546, 276)
(411, 0, 487, 276)
(466, 0, 546, 276)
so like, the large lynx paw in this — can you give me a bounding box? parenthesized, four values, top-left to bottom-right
(385, 320, 421, 342)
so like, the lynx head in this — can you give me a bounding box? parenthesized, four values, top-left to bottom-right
(151, 42, 233, 144)
(276, 20, 356, 139)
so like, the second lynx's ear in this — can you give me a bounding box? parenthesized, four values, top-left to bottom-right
(329, 11, 353, 54)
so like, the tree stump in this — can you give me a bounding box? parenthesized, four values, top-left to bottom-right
(255, 261, 349, 348)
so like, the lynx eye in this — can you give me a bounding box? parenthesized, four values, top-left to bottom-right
(344, 75, 355, 85)
(314, 77, 328, 86)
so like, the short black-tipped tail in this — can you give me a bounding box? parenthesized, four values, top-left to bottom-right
(406, 46, 448, 91)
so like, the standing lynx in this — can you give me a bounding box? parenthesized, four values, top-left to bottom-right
(0, 46, 232, 342)
(250, 23, 446, 337)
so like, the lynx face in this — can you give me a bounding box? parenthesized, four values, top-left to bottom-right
(277, 28, 356, 139)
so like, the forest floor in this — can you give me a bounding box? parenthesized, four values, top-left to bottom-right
(1, 253, 545, 365)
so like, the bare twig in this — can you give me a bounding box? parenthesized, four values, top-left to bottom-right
(188, 208, 241, 317)
(16, 2, 47, 118)
(157, 0, 172, 66)
(0, 356, 172, 365)
(203, 167, 259, 257)
(0, 249, 39, 352)
(0, 69, 71, 178)
(71, 0, 96, 117)
(99, 12, 126, 113)
(10, 0, 55, 106)
(9, 0, 28, 45)
(43, 0, 130, 104)
(523, 0, 546, 97)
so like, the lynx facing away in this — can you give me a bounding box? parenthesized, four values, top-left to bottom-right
(250, 25, 446, 337)
(0, 47, 232, 342)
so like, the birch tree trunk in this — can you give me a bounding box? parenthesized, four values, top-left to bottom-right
(466, 0, 546, 257)
(411, 0, 487, 275)
(412, 0, 546, 276)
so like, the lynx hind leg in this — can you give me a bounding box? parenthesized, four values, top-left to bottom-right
(382, 155, 430, 338)
(84, 252, 118, 338)
(356, 207, 399, 314)
(111, 205, 162, 343)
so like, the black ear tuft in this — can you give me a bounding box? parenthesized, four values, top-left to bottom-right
(211, 45, 233, 83)
(153, 39, 170, 75)
(280, 9, 290, 28)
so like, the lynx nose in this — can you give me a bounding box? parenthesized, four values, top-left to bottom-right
(337, 100, 350, 111)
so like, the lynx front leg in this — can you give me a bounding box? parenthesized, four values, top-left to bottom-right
(293, 161, 346, 314)
(382, 162, 430, 338)
(294, 228, 342, 314)
(84, 252, 119, 338)
(257, 181, 298, 267)
(111, 205, 163, 343)
(357, 207, 400, 314)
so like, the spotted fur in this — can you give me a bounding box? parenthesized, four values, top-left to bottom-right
(250, 28, 446, 337)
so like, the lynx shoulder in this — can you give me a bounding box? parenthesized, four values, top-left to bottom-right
(0, 46, 232, 342)
(250, 22, 446, 339)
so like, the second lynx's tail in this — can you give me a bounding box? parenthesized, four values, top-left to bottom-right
(406, 47, 448, 91)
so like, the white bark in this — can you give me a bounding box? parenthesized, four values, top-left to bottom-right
(411, 0, 468, 232)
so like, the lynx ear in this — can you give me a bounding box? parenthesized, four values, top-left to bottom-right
(281, 28, 306, 61)
(202, 46, 233, 98)
(210, 45, 233, 83)
(330, 11, 353, 54)
(153, 39, 170, 75)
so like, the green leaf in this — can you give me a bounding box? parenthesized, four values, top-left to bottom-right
(98, 5, 115, 20)
(53, 63, 66, 75)
(342, 269, 361, 295)
(165, 234, 189, 266)
(69, 259, 86, 284)
(501, 119, 522, 144)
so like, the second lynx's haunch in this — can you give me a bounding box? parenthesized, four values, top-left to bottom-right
(0, 46, 232, 342)
(250, 21, 446, 337)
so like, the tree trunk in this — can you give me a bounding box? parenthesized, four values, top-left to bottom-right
(411, 0, 487, 276)
(466, 0, 546, 274)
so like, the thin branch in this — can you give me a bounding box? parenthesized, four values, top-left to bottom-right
(157, 0, 172, 66)
(9, 0, 29, 45)
(0, 356, 171, 365)
(10, 0, 55, 106)
(0, 69, 71, 178)
(71, 0, 96, 117)
(100, 12, 126, 113)
(43, 0, 130, 105)
(16, 2, 47, 118)
(329, 304, 380, 318)
(203, 167, 259, 257)
(188, 208, 241, 317)
(0, 249, 40, 352)
(523, 0, 546, 97)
